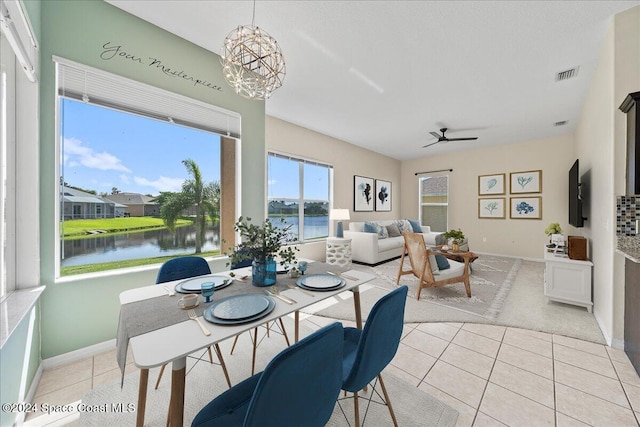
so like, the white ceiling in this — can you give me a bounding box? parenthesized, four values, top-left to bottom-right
(107, 1, 637, 161)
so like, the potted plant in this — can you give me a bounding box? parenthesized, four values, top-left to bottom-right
(443, 228, 465, 252)
(544, 222, 563, 246)
(226, 216, 298, 287)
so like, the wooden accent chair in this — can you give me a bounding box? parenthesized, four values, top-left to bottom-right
(397, 232, 472, 300)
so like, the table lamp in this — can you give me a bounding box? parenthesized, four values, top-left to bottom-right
(330, 209, 350, 238)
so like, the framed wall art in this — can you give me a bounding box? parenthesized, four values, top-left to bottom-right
(510, 196, 542, 219)
(478, 173, 505, 195)
(478, 198, 506, 219)
(354, 175, 374, 211)
(375, 179, 392, 211)
(510, 170, 542, 194)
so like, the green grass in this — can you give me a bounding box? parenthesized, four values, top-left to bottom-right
(61, 217, 192, 238)
(60, 249, 222, 276)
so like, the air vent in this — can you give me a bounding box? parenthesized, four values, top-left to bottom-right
(554, 121, 568, 127)
(556, 67, 579, 81)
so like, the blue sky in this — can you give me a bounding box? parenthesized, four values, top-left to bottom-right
(267, 155, 329, 201)
(61, 99, 221, 196)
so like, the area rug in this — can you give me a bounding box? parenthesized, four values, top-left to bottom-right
(312, 255, 520, 322)
(80, 321, 458, 427)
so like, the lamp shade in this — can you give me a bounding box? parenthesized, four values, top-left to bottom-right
(330, 209, 350, 221)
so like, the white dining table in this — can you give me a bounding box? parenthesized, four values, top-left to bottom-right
(118, 265, 375, 427)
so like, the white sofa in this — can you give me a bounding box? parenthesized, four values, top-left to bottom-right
(344, 219, 446, 265)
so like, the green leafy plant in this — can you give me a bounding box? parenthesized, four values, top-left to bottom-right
(544, 222, 563, 236)
(443, 228, 465, 244)
(225, 216, 298, 270)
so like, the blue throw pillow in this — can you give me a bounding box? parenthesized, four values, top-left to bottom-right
(408, 219, 422, 233)
(363, 221, 378, 234)
(435, 254, 450, 270)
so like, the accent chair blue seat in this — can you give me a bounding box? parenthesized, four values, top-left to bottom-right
(192, 322, 344, 427)
(341, 285, 408, 427)
(154, 256, 232, 390)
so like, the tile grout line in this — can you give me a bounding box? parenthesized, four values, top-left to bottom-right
(472, 326, 506, 426)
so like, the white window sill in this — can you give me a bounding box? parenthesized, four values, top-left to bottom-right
(0, 286, 45, 349)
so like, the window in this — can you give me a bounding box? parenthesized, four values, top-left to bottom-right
(55, 58, 240, 277)
(419, 175, 448, 232)
(0, 32, 16, 300)
(267, 153, 332, 241)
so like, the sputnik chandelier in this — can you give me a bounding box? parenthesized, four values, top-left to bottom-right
(220, 1, 285, 100)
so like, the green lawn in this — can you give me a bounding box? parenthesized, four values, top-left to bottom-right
(61, 217, 192, 238)
(60, 249, 222, 276)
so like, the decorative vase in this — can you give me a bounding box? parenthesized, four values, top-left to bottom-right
(452, 242, 460, 252)
(252, 258, 277, 287)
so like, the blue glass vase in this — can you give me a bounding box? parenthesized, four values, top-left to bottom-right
(252, 257, 277, 287)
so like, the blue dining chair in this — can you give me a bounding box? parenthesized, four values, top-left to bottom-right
(192, 322, 344, 427)
(340, 285, 408, 427)
(228, 258, 290, 376)
(154, 256, 232, 390)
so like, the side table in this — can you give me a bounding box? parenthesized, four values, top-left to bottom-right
(326, 238, 352, 268)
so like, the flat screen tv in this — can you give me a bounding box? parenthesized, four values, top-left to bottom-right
(569, 159, 585, 227)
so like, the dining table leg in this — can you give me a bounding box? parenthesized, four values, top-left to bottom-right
(168, 357, 186, 426)
(136, 368, 148, 427)
(352, 286, 363, 330)
(294, 310, 300, 343)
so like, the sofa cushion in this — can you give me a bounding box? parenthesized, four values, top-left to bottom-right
(395, 220, 413, 235)
(428, 254, 440, 273)
(386, 223, 401, 238)
(435, 255, 450, 270)
(408, 219, 423, 233)
(364, 221, 388, 239)
(378, 236, 403, 252)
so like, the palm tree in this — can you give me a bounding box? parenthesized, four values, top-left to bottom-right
(157, 159, 220, 253)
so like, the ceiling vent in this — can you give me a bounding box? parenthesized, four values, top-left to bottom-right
(554, 121, 568, 127)
(556, 67, 579, 82)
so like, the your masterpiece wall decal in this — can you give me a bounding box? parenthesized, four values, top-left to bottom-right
(100, 41, 224, 92)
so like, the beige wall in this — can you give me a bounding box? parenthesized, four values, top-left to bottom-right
(266, 116, 401, 259)
(400, 135, 574, 260)
(575, 5, 640, 346)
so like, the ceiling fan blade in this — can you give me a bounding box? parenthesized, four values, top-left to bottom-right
(446, 137, 478, 141)
(422, 141, 441, 148)
(429, 131, 441, 139)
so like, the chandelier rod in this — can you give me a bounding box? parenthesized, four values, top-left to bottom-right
(251, 0, 256, 27)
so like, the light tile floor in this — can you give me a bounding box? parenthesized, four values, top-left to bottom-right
(23, 315, 640, 426)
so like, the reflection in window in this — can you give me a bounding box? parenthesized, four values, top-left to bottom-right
(268, 153, 332, 241)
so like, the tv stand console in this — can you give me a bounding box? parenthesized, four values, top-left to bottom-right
(544, 248, 593, 312)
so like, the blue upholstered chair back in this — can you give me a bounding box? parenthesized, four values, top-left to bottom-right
(156, 256, 211, 284)
(343, 285, 408, 391)
(243, 322, 343, 427)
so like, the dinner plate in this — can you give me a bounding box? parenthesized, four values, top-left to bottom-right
(212, 294, 271, 320)
(204, 295, 276, 325)
(175, 275, 233, 294)
(296, 274, 345, 291)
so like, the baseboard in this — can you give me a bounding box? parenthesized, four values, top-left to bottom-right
(611, 337, 625, 350)
(594, 312, 613, 347)
(42, 339, 116, 369)
(14, 362, 44, 426)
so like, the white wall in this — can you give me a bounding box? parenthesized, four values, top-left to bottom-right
(400, 135, 574, 260)
(575, 5, 640, 345)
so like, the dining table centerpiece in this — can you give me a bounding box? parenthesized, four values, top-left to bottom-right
(226, 216, 298, 287)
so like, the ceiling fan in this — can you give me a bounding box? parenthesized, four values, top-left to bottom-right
(422, 128, 479, 148)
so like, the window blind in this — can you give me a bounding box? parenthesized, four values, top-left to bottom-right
(53, 56, 241, 138)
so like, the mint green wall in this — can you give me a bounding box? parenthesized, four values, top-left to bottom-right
(0, 305, 41, 427)
(38, 0, 266, 358)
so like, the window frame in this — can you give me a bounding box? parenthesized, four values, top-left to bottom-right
(418, 174, 449, 233)
(53, 58, 241, 278)
(267, 151, 333, 242)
